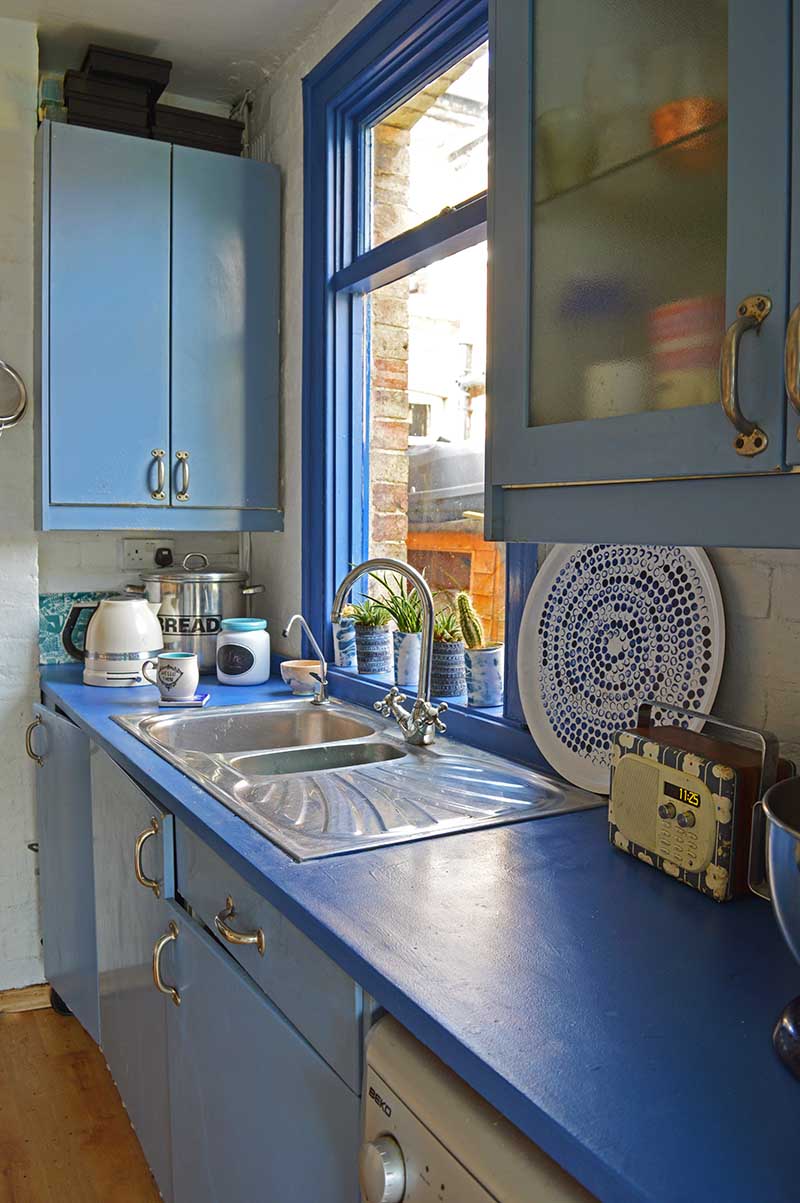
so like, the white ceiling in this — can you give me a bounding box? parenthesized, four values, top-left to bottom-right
(1, 0, 336, 103)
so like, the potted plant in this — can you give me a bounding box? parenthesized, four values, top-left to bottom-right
(456, 592, 504, 708)
(431, 605, 466, 699)
(332, 602, 358, 669)
(370, 570, 423, 688)
(348, 596, 393, 677)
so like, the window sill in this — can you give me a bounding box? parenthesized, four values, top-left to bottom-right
(326, 665, 550, 771)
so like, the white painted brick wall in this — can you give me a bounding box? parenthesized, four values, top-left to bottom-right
(38, 531, 240, 593)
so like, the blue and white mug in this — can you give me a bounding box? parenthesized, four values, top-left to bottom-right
(332, 617, 357, 669)
(143, 651, 200, 701)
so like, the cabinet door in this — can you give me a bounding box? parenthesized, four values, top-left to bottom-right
(171, 148, 280, 512)
(489, 0, 791, 522)
(46, 123, 170, 507)
(162, 903, 359, 1203)
(91, 747, 174, 1202)
(34, 705, 100, 1043)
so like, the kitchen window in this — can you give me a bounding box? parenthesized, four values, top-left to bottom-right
(302, 0, 543, 765)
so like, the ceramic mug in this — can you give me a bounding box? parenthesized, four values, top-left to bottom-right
(143, 651, 200, 701)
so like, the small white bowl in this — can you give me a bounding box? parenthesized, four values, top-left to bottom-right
(280, 659, 321, 695)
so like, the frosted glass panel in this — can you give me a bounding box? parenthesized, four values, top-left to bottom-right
(529, 1, 728, 427)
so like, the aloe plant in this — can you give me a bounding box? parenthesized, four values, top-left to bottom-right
(433, 606, 462, 643)
(456, 591, 484, 650)
(348, 596, 389, 627)
(369, 571, 423, 634)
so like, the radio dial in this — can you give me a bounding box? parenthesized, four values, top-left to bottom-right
(658, 802, 676, 820)
(677, 810, 696, 828)
(359, 1135, 406, 1203)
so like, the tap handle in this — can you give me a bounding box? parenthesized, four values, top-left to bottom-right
(433, 701, 448, 733)
(374, 687, 406, 717)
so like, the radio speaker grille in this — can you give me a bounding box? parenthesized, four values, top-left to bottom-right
(612, 756, 659, 849)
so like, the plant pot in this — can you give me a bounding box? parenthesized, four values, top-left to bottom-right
(355, 624, 393, 677)
(431, 640, 466, 699)
(332, 618, 357, 669)
(464, 644, 505, 708)
(392, 630, 421, 688)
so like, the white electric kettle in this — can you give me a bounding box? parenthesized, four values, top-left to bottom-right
(63, 596, 164, 687)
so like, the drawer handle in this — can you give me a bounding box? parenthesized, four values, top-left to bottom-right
(150, 448, 166, 500)
(719, 293, 771, 456)
(152, 921, 180, 1006)
(175, 451, 190, 502)
(214, 895, 266, 956)
(25, 716, 43, 766)
(134, 818, 161, 898)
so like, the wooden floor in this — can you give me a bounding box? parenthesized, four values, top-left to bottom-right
(0, 1003, 160, 1202)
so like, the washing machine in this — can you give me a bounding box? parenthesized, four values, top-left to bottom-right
(360, 1017, 596, 1202)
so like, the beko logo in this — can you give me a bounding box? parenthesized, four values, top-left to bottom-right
(369, 1086, 392, 1117)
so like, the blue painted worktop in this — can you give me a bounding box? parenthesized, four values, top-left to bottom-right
(41, 664, 799, 1203)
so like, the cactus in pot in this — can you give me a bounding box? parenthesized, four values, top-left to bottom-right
(349, 597, 393, 678)
(457, 592, 505, 708)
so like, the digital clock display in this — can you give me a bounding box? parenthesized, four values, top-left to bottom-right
(664, 780, 701, 807)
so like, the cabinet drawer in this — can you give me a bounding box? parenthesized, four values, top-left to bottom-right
(175, 820, 363, 1091)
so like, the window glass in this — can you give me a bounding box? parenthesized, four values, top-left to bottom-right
(366, 241, 505, 644)
(369, 42, 488, 248)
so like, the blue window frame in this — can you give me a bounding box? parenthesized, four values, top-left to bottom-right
(302, 0, 546, 768)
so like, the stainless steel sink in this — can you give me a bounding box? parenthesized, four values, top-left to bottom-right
(228, 741, 406, 777)
(114, 698, 602, 860)
(137, 706, 375, 755)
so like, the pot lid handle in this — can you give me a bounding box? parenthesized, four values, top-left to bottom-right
(182, 552, 210, 571)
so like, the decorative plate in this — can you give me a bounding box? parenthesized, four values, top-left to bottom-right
(517, 545, 725, 794)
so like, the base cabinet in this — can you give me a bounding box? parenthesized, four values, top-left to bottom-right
(90, 747, 175, 1202)
(34, 705, 100, 1043)
(160, 901, 360, 1203)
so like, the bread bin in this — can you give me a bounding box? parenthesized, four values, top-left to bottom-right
(129, 553, 264, 673)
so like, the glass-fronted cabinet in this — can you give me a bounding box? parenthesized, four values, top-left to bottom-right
(488, 0, 792, 534)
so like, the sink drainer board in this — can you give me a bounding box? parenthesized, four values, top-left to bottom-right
(114, 699, 603, 860)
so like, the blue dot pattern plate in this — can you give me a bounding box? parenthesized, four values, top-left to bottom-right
(517, 545, 725, 794)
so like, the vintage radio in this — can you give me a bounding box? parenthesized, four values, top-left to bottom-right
(609, 703, 791, 902)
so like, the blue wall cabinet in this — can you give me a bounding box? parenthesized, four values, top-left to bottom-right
(33, 705, 100, 1043)
(35, 122, 282, 533)
(90, 747, 174, 1202)
(172, 149, 281, 512)
(487, 0, 800, 547)
(160, 902, 360, 1203)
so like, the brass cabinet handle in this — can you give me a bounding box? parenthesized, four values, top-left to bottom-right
(719, 293, 771, 456)
(24, 716, 43, 766)
(784, 303, 800, 434)
(150, 449, 166, 500)
(152, 921, 180, 1006)
(134, 818, 161, 898)
(176, 451, 190, 501)
(214, 896, 266, 956)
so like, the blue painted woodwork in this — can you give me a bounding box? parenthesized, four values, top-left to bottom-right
(42, 664, 800, 1203)
(34, 704, 100, 1043)
(487, 0, 795, 541)
(171, 149, 281, 512)
(163, 901, 360, 1203)
(35, 123, 283, 533)
(41, 122, 170, 509)
(175, 818, 365, 1092)
(90, 745, 174, 1202)
(302, 0, 539, 753)
(787, 4, 800, 466)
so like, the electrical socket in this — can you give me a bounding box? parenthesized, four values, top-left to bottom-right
(122, 539, 175, 570)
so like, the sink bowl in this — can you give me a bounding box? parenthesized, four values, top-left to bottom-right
(229, 742, 406, 777)
(114, 698, 603, 860)
(137, 702, 375, 756)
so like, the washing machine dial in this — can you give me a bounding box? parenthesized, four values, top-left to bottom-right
(359, 1135, 406, 1203)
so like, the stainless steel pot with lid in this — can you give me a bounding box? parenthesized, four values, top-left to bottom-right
(128, 553, 264, 673)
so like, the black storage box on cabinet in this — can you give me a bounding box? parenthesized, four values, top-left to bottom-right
(81, 45, 172, 102)
(152, 105, 243, 156)
(64, 70, 151, 136)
